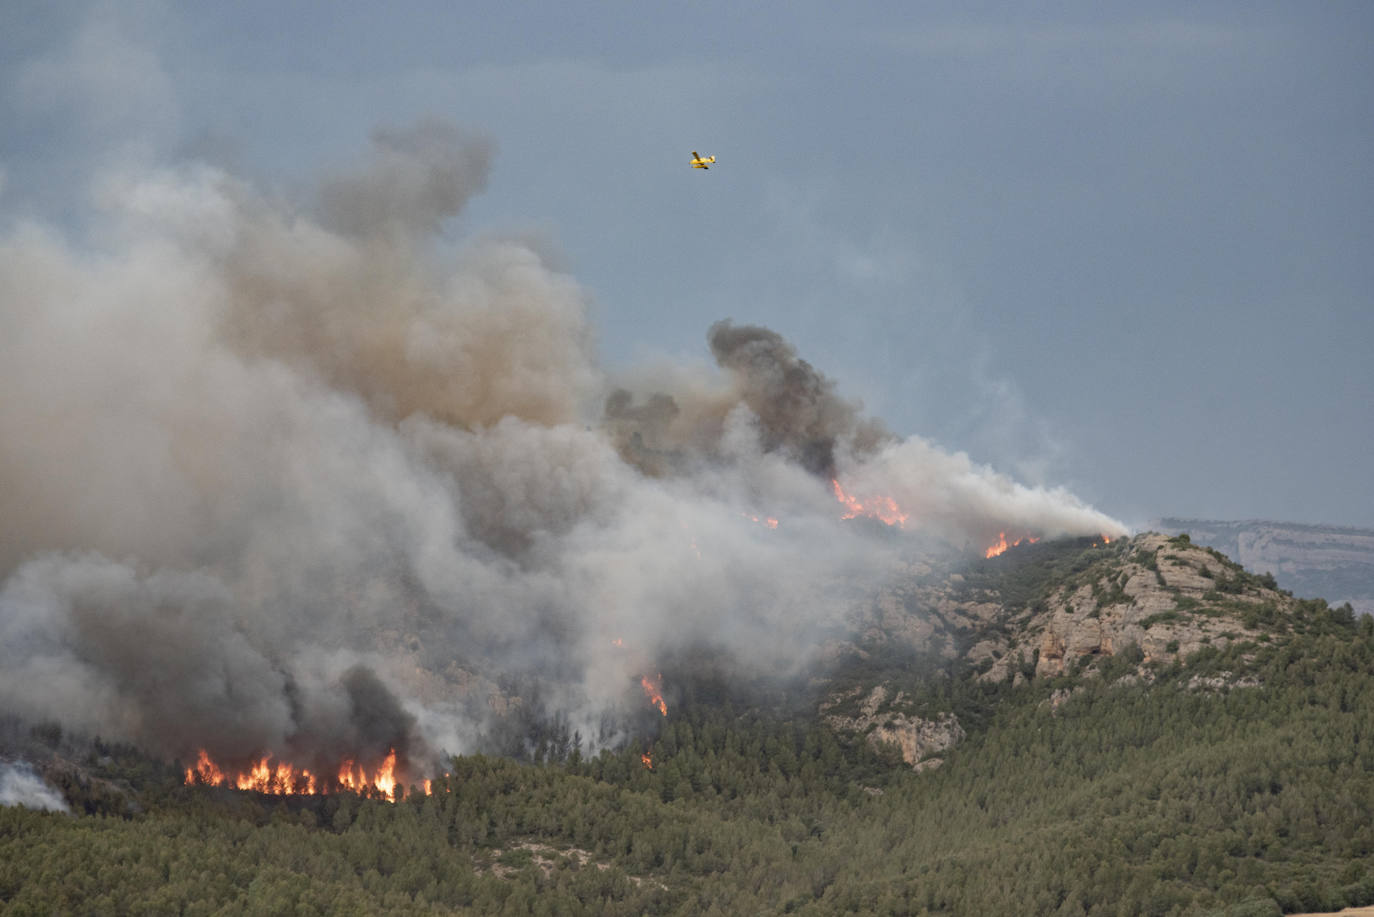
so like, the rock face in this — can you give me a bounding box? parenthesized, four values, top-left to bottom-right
(838, 532, 1307, 687)
(987, 533, 1288, 681)
(822, 686, 965, 770)
(821, 531, 1319, 768)
(1156, 518, 1374, 617)
(1054, 536, 1271, 677)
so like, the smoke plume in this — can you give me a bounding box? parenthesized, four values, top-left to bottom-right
(0, 762, 70, 814)
(706, 319, 892, 478)
(0, 120, 1125, 774)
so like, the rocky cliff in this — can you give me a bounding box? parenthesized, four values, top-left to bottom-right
(821, 685, 964, 770)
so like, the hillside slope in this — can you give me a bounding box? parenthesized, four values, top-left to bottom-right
(4, 535, 1374, 916)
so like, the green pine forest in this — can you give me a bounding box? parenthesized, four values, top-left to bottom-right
(4, 542, 1374, 915)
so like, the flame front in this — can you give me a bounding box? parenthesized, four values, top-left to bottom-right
(984, 532, 1039, 558)
(831, 479, 909, 528)
(185, 749, 225, 787)
(186, 749, 319, 795)
(338, 749, 397, 801)
(640, 673, 667, 716)
(186, 748, 399, 800)
(641, 752, 653, 769)
(985, 532, 1008, 558)
(984, 532, 1113, 557)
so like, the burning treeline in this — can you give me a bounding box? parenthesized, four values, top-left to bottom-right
(186, 749, 470, 802)
(180, 669, 669, 803)
(185, 749, 400, 800)
(0, 119, 1127, 780)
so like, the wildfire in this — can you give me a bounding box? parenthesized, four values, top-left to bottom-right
(185, 749, 220, 784)
(742, 513, 780, 529)
(338, 750, 397, 801)
(831, 479, 908, 528)
(640, 673, 667, 716)
(185, 748, 400, 801)
(641, 752, 653, 770)
(422, 772, 452, 796)
(985, 532, 1039, 559)
(184, 749, 320, 795)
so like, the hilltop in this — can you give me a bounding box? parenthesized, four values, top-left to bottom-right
(817, 532, 1354, 770)
(1155, 519, 1374, 617)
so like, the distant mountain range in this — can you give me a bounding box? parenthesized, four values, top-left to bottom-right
(1154, 518, 1374, 616)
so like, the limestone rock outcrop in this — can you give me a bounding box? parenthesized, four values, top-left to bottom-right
(822, 686, 965, 769)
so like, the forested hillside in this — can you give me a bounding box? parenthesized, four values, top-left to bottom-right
(4, 537, 1374, 915)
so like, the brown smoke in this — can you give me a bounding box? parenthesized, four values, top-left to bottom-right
(219, 121, 597, 432)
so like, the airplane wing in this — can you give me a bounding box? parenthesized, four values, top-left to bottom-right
(692, 152, 701, 160)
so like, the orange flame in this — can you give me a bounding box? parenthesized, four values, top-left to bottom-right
(185, 748, 400, 801)
(185, 749, 319, 795)
(831, 479, 908, 528)
(742, 513, 780, 529)
(985, 532, 1008, 558)
(641, 752, 653, 770)
(640, 673, 667, 716)
(185, 749, 225, 786)
(339, 749, 397, 801)
(422, 772, 452, 796)
(984, 532, 1039, 559)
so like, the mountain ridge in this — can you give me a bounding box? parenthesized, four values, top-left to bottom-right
(1154, 518, 1374, 616)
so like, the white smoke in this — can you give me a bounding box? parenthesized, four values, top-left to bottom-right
(0, 762, 70, 814)
(0, 120, 1126, 774)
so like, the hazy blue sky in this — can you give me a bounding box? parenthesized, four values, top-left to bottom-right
(4, 1, 1371, 528)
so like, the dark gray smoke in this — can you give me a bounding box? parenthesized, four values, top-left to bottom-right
(0, 553, 423, 775)
(0, 118, 1126, 775)
(707, 319, 892, 478)
(601, 321, 893, 481)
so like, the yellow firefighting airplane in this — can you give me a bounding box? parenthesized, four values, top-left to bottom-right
(690, 151, 716, 169)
